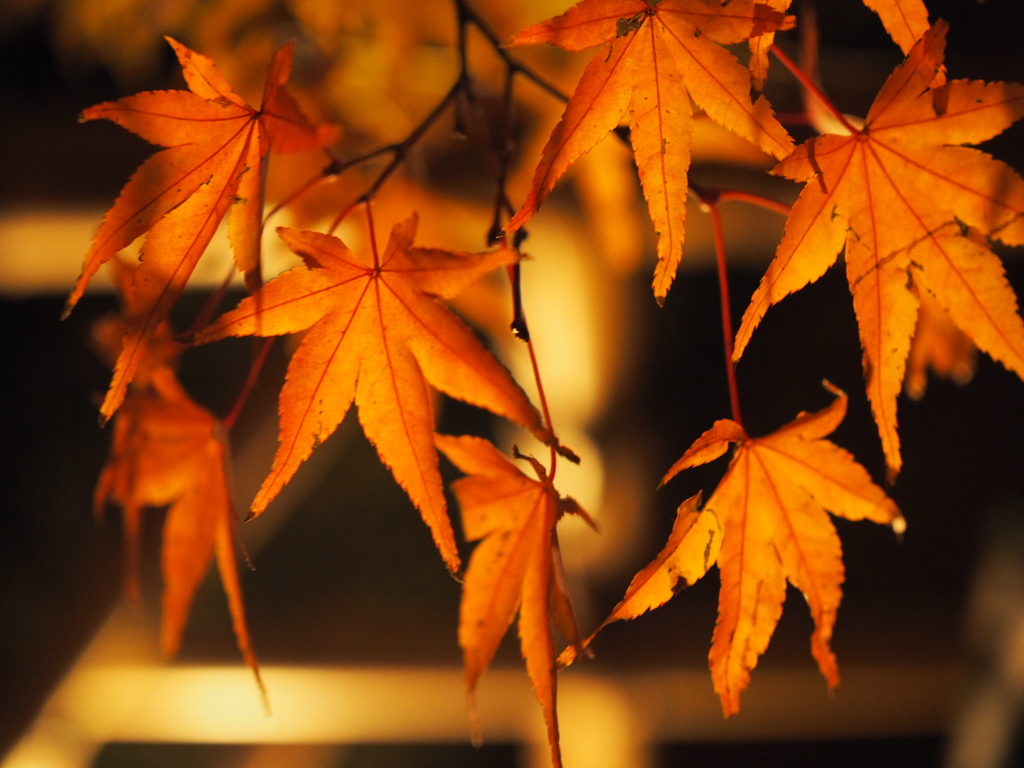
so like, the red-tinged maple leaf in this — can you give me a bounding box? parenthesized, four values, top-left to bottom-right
(734, 21, 1024, 479)
(194, 215, 551, 573)
(66, 37, 338, 423)
(435, 434, 591, 768)
(507, 0, 795, 303)
(565, 386, 901, 716)
(94, 335, 262, 696)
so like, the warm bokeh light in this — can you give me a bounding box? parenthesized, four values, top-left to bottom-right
(5, 607, 966, 768)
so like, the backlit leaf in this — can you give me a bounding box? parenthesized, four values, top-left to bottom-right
(507, 0, 795, 302)
(195, 215, 550, 572)
(436, 434, 587, 768)
(67, 37, 338, 421)
(564, 386, 901, 716)
(734, 21, 1024, 478)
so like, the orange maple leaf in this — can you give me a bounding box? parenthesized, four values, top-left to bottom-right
(734, 21, 1024, 478)
(94, 332, 261, 694)
(66, 37, 338, 423)
(507, 0, 795, 302)
(195, 215, 550, 572)
(435, 434, 590, 768)
(565, 386, 901, 716)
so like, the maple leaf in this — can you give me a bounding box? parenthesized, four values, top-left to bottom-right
(564, 386, 901, 716)
(734, 21, 1024, 478)
(194, 215, 551, 572)
(66, 37, 338, 423)
(435, 434, 590, 768)
(94, 335, 262, 694)
(507, 0, 795, 302)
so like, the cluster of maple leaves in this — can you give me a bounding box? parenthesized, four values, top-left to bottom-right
(68, 1, 1024, 766)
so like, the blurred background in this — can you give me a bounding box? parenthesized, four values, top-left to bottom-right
(1, 0, 1024, 766)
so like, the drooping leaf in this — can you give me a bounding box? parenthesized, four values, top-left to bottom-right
(904, 285, 976, 400)
(748, 0, 791, 90)
(507, 0, 795, 302)
(94, 329, 262, 694)
(194, 215, 550, 572)
(435, 434, 588, 768)
(565, 386, 901, 717)
(734, 21, 1024, 478)
(67, 37, 338, 422)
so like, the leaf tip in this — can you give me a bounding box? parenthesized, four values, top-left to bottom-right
(466, 688, 483, 748)
(446, 561, 465, 584)
(820, 379, 844, 399)
(255, 669, 271, 716)
(891, 514, 907, 541)
(885, 463, 901, 486)
(163, 36, 185, 57)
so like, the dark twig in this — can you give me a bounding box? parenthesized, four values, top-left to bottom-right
(454, 0, 570, 103)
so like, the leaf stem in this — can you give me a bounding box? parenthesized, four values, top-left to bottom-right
(770, 43, 858, 135)
(365, 199, 381, 269)
(262, 165, 338, 229)
(714, 189, 792, 218)
(702, 195, 744, 429)
(528, 328, 559, 482)
(500, 263, 556, 478)
(183, 262, 237, 338)
(223, 337, 275, 430)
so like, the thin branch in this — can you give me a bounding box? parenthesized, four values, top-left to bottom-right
(326, 84, 461, 234)
(454, 0, 570, 103)
(508, 264, 529, 340)
(311, 0, 569, 237)
(360, 84, 463, 204)
(262, 167, 338, 229)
